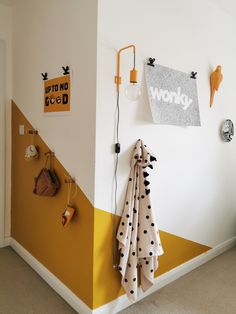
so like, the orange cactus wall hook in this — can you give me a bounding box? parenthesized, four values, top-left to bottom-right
(210, 65, 223, 108)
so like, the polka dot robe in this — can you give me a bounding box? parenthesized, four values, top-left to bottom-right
(116, 139, 164, 301)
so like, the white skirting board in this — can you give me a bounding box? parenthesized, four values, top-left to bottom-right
(94, 236, 236, 314)
(4, 236, 236, 314)
(0, 236, 11, 248)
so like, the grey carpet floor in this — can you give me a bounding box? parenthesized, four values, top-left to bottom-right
(0, 246, 236, 314)
(0, 247, 76, 314)
(120, 246, 236, 314)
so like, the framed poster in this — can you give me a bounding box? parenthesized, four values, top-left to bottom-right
(44, 75, 70, 113)
(145, 64, 201, 126)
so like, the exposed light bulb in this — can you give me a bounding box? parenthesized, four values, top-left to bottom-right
(124, 83, 141, 101)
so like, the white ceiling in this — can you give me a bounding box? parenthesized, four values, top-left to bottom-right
(210, 0, 236, 18)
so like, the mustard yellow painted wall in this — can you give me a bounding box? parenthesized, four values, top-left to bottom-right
(11, 101, 94, 308)
(12, 101, 211, 310)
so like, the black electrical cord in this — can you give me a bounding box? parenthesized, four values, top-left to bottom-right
(113, 90, 120, 268)
(115, 90, 120, 216)
(113, 48, 136, 268)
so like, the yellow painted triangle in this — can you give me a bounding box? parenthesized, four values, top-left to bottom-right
(157, 230, 210, 276)
(93, 208, 210, 309)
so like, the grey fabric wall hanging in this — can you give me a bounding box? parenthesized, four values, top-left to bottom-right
(145, 64, 201, 126)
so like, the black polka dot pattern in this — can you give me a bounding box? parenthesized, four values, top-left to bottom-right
(116, 140, 163, 298)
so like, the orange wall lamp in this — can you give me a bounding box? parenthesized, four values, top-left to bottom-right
(114, 44, 141, 101)
(113, 45, 141, 267)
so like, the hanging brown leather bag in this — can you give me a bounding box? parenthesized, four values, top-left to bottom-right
(33, 152, 60, 196)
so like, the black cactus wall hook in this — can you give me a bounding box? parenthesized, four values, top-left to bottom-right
(190, 71, 197, 79)
(62, 66, 70, 75)
(41, 72, 48, 80)
(147, 57, 156, 67)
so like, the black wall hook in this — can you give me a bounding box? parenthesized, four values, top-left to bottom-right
(62, 66, 70, 75)
(147, 58, 156, 67)
(41, 72, 48, 80)
(190, 71, 197, 79)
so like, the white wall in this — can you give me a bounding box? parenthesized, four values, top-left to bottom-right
(95, 0, 236, 247)
(0, 3, 12, 239)
(13, 0, 97, 204)
(210, 0, 236, 19)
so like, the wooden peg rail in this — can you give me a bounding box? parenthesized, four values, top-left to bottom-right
(44, 151, 55, 157)
(28, 129, 38, 135)
(64, 177, 76, 184)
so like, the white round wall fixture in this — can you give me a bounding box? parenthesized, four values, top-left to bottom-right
(221, 119, 234, 142)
